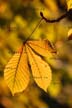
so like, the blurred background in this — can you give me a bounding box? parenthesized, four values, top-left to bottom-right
(0, 0, 72, 108)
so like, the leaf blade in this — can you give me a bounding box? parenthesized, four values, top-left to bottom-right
(27, 40, 56, 57)
(26, 45, 52, 91)
(66, 0, 72, 10)
(4, 46, 30, 95)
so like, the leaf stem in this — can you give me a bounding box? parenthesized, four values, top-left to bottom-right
(23, 18, 43, 44)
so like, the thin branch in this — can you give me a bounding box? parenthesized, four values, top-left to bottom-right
(40, 12, 68, 23)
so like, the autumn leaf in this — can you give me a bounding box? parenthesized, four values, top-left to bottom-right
(4, 46, 30, 95)
(26, 44, 52, 91)
(4, 40, 55, 95)
(66, 0, 72, 10)
(27, 40, 56, 57)
(67, 28, 72, 40)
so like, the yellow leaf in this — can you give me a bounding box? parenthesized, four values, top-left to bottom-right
(4, 46, 30, 95)
(26, 45, 52, 91)
(68, 28, 72, 40)
(27, 40, 56, 57)
(4, 40, 54, 95)
(66, 0, 72, 10)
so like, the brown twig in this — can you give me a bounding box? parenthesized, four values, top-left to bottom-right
(40, 11, 68, 23)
